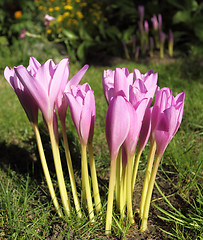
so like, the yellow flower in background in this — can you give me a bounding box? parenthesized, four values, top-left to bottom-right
(93, 20, 97, 25)
(64, 5, 73, 10)
(66, 0, 71, 3)
(63, 12, 70, 17)
(57, 28, 62, 32)
(38, 5, 44, 10)
(14, 11, 22, 19)
(76, 0, 80, 2)
(49, 7, 54, 12)
(46, 29, 52, 34)
(54, 6, 60, 11)
(76, 11, 83, 19)
(57, 15, 64, 22)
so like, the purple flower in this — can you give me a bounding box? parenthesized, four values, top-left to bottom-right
(144, 20, 149, 34)
(65, 83, 95, 145)
(14, 57, 69, 124)
(151, 15, 158, 31)
(151, 87, 185, 156)
(138, 5, 145, 22)
(168, 29, 174, 44)
(4, 57, 41, 124)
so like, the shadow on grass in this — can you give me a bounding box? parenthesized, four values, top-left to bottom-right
(0, 124, 81, 182)
(0, 122, 108, 199)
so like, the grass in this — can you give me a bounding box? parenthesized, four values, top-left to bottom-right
(0, 55, 202, 239)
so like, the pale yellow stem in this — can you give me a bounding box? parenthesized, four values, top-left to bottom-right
(81, 143, 95, 221)
(32, 123, 62, 217)
(61, 122, 82, 218)
(115, 149, 122, 210)
(140, 154, 162, 231)
(126, 154, 135, 224)
(120, 164, 126, 218)
(139, 140, 156, 219)
(48, 122, 71, 217)
(88, 142, 102, 213)
(131, 150, 142, 194)
(105, 157, 117, 235)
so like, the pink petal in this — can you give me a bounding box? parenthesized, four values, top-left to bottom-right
(49, 58, 69, 105)
(138, 107, 151, 152)
(27, 57, 41, 76)
(65, 64, 89, 92)
(79, 90, 93, 144)
(105, 96, 130, 160)
(65, 93, 82, 135)
(114, 68, 129, 99)
(14, 66, 49, 120)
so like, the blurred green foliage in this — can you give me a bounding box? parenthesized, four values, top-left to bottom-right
(0, 0, 202, 66)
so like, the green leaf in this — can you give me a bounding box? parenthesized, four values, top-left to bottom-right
(173, 10, 191, 24)
(122, 27, 135, 42)
(62, 29, 78, 40)
(77, 41, 94, 60)
(79, 26, 92, 41)
(106, 26, 122, 41)
(194, 23, 203, 41)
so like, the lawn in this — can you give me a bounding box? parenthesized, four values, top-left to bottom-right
(0, 56, 202, 239)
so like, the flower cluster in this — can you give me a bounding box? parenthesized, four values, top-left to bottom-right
(4, 57, 185, 234)
(103, 67, 185, 233)
(123, 5, 174, 60)
(34, 0, 103, 37)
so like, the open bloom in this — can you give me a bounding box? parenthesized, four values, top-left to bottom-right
(14, 57, 69, 124)
(4, 57, 40, 124)
(103, 67, 157, 107)
(65, 83, 95, 145)
(151, 87, 185, 156)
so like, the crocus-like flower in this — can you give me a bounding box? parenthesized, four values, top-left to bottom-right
(56, 64, 89, 123)
(151, 14, 158, 31)
(65, 83, 95, 145)
(134, 68, 158, 106)
(144, 20, 149, 35)
(158, 13, 162, 30)
(159, 31, 166, 58)
(66, 83, 97, 221)
(151, 87, 185, 156)
(4, 57, 64, 217)
(14, 57, 69, 124)
(149, 37, 154, 57)
(4, 58, 39, 124)
(44, 14, 55, 26)
(105, 95, 131, 233)
(138, 5, 144, 22)
(103, 67, 158, 106)
(168, 29, 174, 57)
(140, 88, 185, 231)
(135, 46, 140, 61)
(102, 68, 133, 103)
